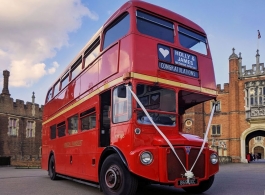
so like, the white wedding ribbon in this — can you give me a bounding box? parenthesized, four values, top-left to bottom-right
(126, 85, 216, 184)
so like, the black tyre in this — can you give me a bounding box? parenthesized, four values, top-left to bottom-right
(100, 154, 138, 195)
(48, 155, 58, 180)
(182, 175, 215, 194)
(137, 177, 150, 190)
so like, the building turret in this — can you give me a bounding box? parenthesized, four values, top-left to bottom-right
(238, 52, 242, 78)
(32, 92, 35, 104)
(229, 48, 239, 81)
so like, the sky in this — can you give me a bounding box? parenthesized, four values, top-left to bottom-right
(0, 0, 264, 105)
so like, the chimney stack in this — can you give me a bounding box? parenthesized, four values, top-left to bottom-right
(1, 70, 10, 96)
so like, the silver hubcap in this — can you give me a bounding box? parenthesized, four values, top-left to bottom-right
(105, 166, 121, 190)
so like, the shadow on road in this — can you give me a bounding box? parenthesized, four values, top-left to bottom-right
(249, 159, 265, 163)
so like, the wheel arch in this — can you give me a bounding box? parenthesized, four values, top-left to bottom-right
(98, 146, 128, 178)
(48, 151, 55, 168)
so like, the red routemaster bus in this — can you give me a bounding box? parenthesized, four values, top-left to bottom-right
(42, 1, 219, 194)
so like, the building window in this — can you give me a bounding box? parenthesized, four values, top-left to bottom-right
(211, 124, 221, 136)
(211, 101, 221, 112)
(247, 86, 265, 107)
(8, 118, 18, 136)
(26, 120, 35, 138)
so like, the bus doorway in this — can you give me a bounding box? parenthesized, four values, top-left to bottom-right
(99, 90, 111, 147)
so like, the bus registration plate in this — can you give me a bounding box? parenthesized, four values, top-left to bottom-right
(177, 178, 198, 186)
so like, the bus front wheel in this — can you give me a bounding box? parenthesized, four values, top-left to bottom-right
(48, 155, 58, 180)
(100, 154, 138, 195)
(182, 175, 215, 194)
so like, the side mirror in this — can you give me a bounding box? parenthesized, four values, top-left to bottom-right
(117, 85, 126, 98)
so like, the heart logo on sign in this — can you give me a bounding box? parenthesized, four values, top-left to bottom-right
(159, 48, 169, 58)
(152, 95, 159, 101)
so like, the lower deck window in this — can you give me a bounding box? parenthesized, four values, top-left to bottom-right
(80, 108, 96, 131)
(50, 125, 56, 139)
(68, 115, 78, 135)
(57, 122, 66, 137)
(81, 113, 96, 131)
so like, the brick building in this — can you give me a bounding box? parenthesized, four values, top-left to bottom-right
(183, 48, 265, 163)
(0, 70, 43, 166)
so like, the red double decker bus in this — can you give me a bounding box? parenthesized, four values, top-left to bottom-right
(41, 1, 218, 194)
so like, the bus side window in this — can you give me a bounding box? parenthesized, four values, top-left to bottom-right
(53, 80, 60, 97)
(103, 12, 130, 50)
(84, 38, 100, 68)
(68, 114, 78, 135)
(50, 125, 56, 139)
(71, 58, 82, 80)
(46, 88, 53, 103)
(57, 121, 66, 137)
(80, 108, 96, 131)
(61, 73, 69, 90)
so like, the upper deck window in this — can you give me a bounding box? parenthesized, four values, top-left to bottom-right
(61, 73, 69, 90)
(136, 10, 174, 43)
(178, 26, 207, 55)
(53, 80, 60, 97)
(71, 58, 82, 80)
(85, 38, 100, 68)
(46, 88, 53, 102)
(103, 13, 130, 50)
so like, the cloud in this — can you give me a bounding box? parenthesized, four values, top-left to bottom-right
(48, 62, 60, 75)
(0, 0, 98, 87)
(10, 60, 46, 87)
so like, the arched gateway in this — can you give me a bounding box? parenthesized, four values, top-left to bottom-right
(240, 127, 265, 163)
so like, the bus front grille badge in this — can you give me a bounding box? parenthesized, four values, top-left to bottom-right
(185, 146, 191, 155)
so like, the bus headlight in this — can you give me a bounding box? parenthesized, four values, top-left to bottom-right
(140, 151, 153, 165)
(210, 153, 218, 164)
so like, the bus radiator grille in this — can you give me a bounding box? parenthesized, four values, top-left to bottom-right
(167, 147, 205, 181)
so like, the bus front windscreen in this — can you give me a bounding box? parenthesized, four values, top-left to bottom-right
(136, 84, 176, 126)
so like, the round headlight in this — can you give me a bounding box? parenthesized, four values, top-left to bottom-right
(210, 153, 218, 164)
(140, 151, 153, 165)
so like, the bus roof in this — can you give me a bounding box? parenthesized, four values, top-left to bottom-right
(105, 0, 206, 34)
(49, 0, 207, 91)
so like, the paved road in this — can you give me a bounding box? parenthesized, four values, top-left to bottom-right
(0, 160, 264, 195)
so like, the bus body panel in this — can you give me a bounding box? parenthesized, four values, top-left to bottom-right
(42, 0, 219, 192)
